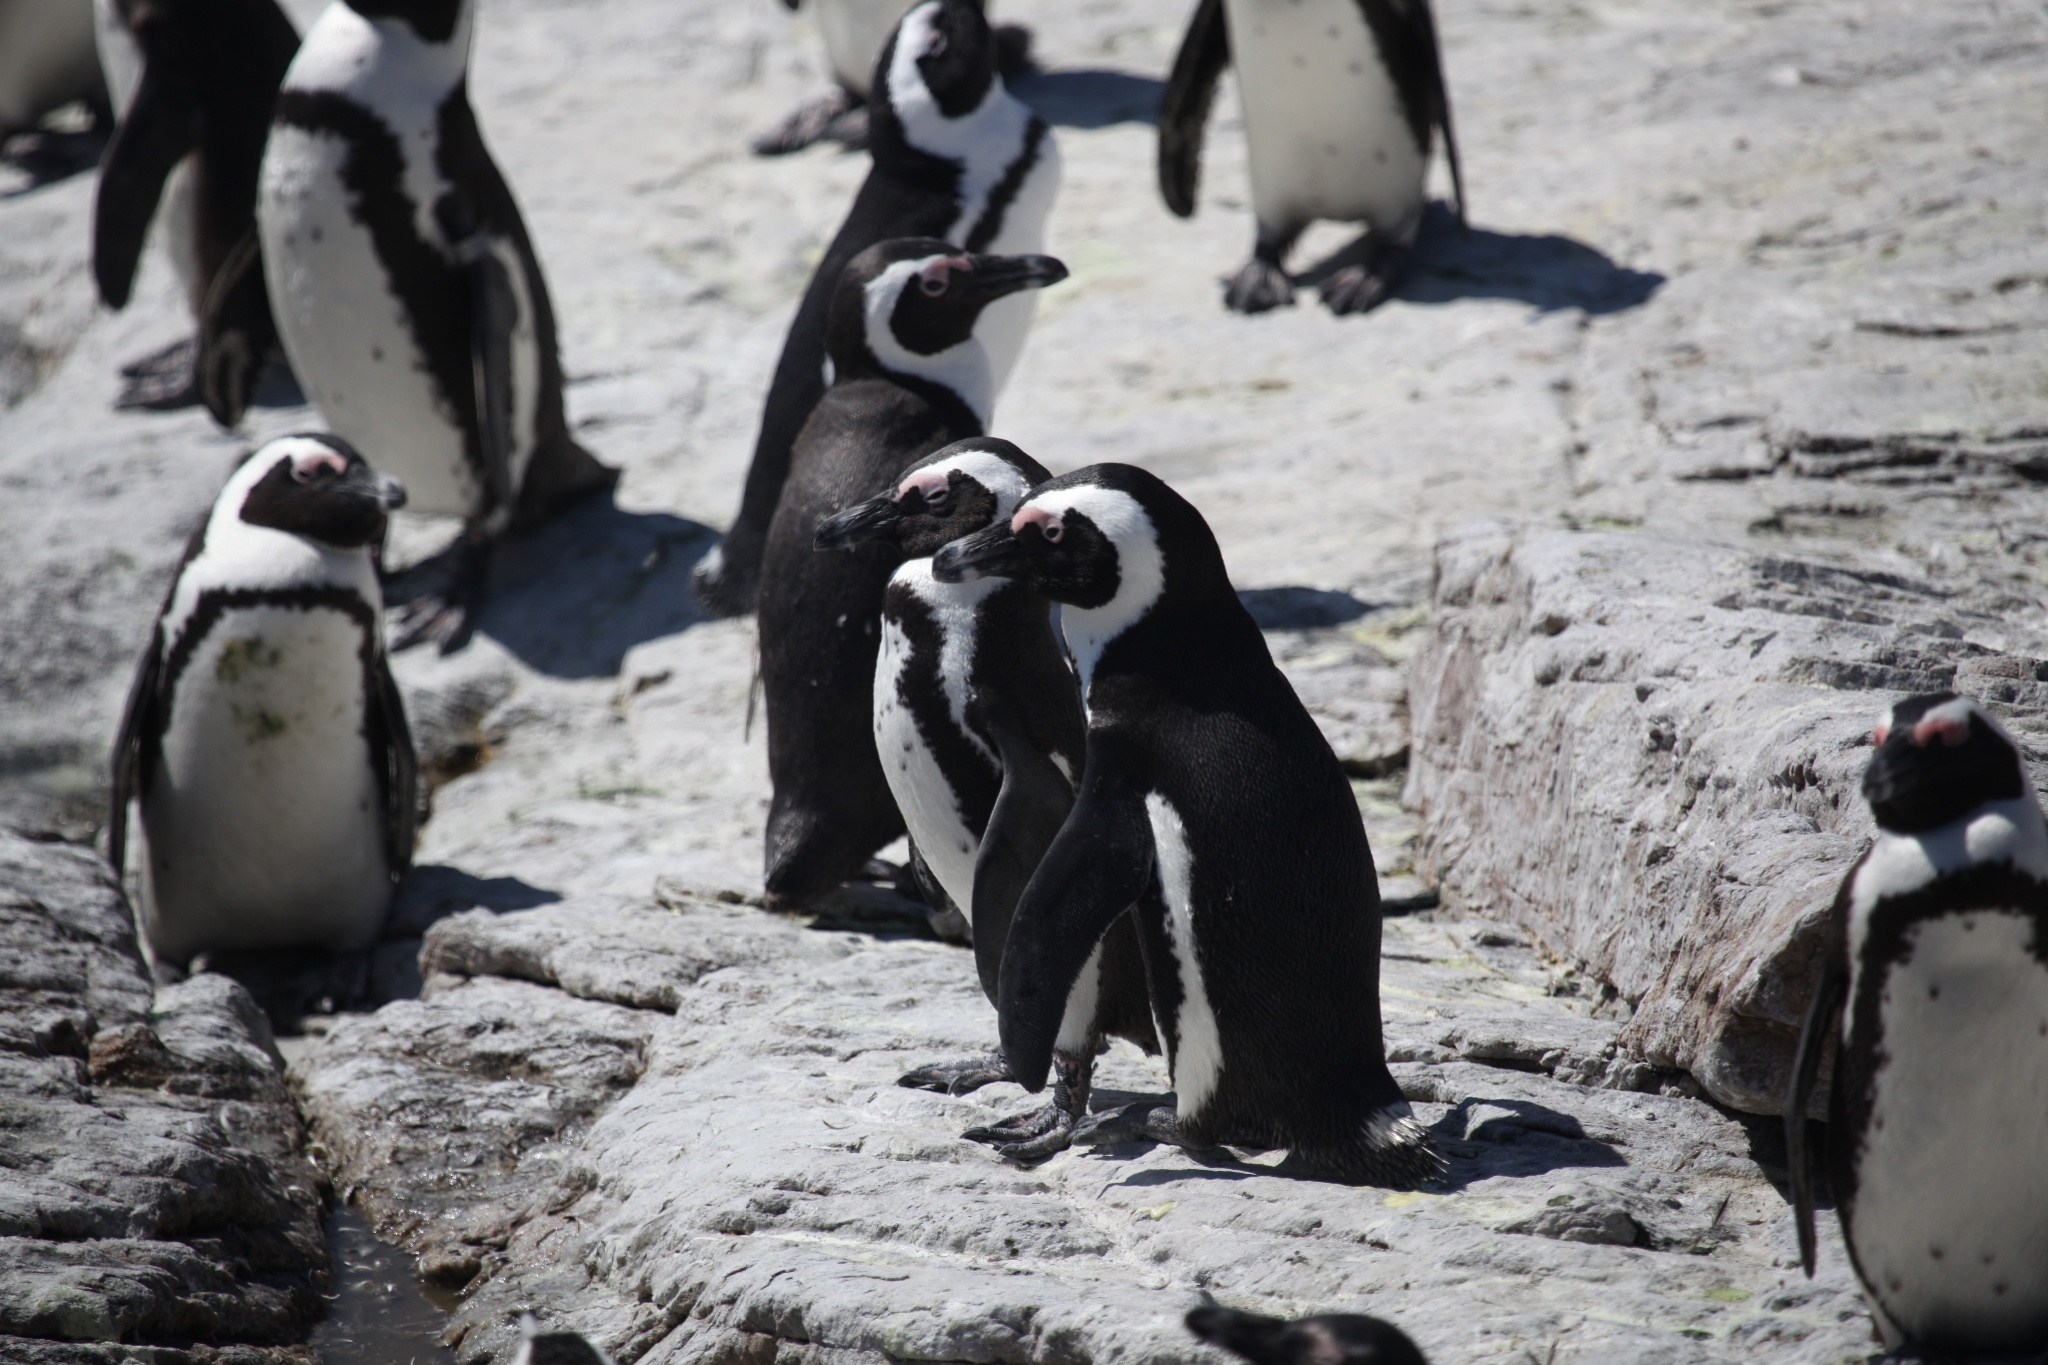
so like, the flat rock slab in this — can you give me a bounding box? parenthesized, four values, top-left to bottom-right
(0, 831, 331, 1361)
(1406, 525, 2048, 1115)
(293, 892, 1872, 1365)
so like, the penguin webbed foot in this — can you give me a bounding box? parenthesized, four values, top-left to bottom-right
(113, 336, 201, 410)
(961, 1046, 1094, 1164)
(388, 527, 493, 656)
(1313, 234, 1411, 317)
(1071, 1100, 1185, 1149)
(1223, 257, 1295, 314)
(690, 539, 761, 619)
(899, 1053, 1014, 1095)
(752, 89, 868, 157)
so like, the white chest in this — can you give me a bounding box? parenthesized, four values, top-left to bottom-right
(142, 602, 392, 959)
(1847, 909, 2048, 1348)
(1220, 0, 1427, 237)
(1145, 791, 1225, 1118)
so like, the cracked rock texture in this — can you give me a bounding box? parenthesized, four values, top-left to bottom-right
(0, 830, 331, 1362)
(3, 0, 2046, 1357)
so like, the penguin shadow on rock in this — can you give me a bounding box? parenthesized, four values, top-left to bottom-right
(0, 114, 109, 195)
(1375, 201, 1665, 315)
(382, 491, 718, 680)
(1423, 1095, 1625, 1192)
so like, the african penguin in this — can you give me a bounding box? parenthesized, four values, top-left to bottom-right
(1786, 692, 2048, 1354)
(1158, 0, 1464, 314)
(258, 0, 615, 653)
(757, 239, 1066, 914)
(511, 1314, 615, 1365)
(751, 0, 917, 154)
(0, 0, 106, 143)
(1188, 1305, 1430, 1365)
(931, 462, 1443, 1184)
(693, 0, 1060, 618)
(813, 435, 1158, 1160)
(92, 0, 299, 419)
(109, 433, 417, 966)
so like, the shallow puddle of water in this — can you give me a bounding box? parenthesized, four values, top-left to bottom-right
(311, 1206, 457, 1365)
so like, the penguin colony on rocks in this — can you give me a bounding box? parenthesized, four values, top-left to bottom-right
(22, 0, 2033, 1354)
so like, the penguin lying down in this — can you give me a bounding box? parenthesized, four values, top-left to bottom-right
(1787, 693, 2048, 1361)
(1189, 1304, 1429, 1365)
(919, 460, 1442, 1184)
(110, 434, 417, 967)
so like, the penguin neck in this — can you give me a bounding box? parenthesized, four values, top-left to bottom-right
(1850, 794, 2048, 935)
(838, 331, 995, 429)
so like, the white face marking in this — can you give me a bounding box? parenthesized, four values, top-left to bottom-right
(1846, 910, 2048, 1339)
(1024, 486, 1164, 697)
(1146, 792, 1224, 1119)
(861, 256, 995, 425)
(897, 449, 1034, 520)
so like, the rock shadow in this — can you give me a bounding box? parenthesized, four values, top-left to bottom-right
(1238, 585, 1375, 630)
(191, 864, 560, 1031)
(1430, 1095, 1628, 1190)
(390, 491, 718, 679)
(1373, 203, 1665, 315)
(1010, 68, 1163, 128)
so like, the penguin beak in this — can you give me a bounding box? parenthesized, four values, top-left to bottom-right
(955, 253, 1069, 304)
(341, 463, 409, 512)
(930, 521, 1020, 583)
(813, 494, 904, 552)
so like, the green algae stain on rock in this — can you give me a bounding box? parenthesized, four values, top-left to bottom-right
(216, 636, 285, 683)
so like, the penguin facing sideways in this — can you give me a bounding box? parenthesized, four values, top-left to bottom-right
(511, 1314, 616, 1365)
(930, 463, 1443, 1184)
(258, 0, 616, 653)
(1157, 0, 1464, 314)
(91, 0, 299, 419)
(1786, 692, 2048, 1356)
(0, 0, 107, 145)
(1188, 1305, 1430, 1365)
(813, 436, 1159, 1160)
(109, 433, 417, 966)
(757, 239, 1067, 915)
(694, 0, 1060, 618)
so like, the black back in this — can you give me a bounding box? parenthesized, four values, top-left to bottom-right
(1188, 1307, 1430, 1365)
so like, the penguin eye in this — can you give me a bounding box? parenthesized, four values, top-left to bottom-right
(925, 483, 949, 505)
(923, 28, 947, 57)
(918, 272, 949, 297)
(1041, 523, 1063, 543)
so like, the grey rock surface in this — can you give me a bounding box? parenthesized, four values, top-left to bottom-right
(0, 830, 331, 1361)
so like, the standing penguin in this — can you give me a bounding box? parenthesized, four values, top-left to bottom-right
(1786, 693, 2048, 1355)
(814, 436, 1158, 1158)
(1157, 0, 1464, 314)
(694, 0, 1060, 617)
(752, 0, 916, 155)
(109, 433, 416, 966)
(0, 0, 106, 144)
(931, 463, 1442, 1184)
(757, 239, 1066, 914)
(258, 0, 616, 652)
(91, 0, 299, 419)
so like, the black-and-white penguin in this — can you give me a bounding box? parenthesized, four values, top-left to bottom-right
(109, 433, 417, 966)
(757, 239, 1066, 914)
(92, 0, 299, 419)
(258, 0, 615, 652)
(0, 0, 107, 143)
(930, 463, 1442, 1184)
(693, 0, 1060, 618)
(1786, 692, 2048, 1355)
(813, 436, 1158, 1158)
(511, 1314, 615, 1365)
(752, 0, 916, 154)
(1157, 0, 1464, 314)
(1189, 1306, 1428, 1365)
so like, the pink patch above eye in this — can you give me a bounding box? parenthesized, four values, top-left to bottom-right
(1012, 505, 1061, 537)
(1874, 721, 1891, 745)
(1913, 715, 1970, 747)
(917, 257, 970, 295)
(292, 452, 348, 481)
(898, 469, 950, 502)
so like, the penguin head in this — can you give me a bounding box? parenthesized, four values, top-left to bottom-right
(872, 0, 1000, 134)
(813, 437, 1050, 558)
(1187, 1308, 1429, 1365)
(233, 434, 407, 551)
(1863, 693, 2030, 834)
(826, 238, 1066, 424)
(511, 1313, 615, 1365)
(341, 0, 467, 44)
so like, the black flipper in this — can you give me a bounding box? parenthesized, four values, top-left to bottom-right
(94, 64, 200, 310)
(197, 227, 281, 429)
(1157, 0, 1229, 219)
(1358, 0, 1466, 226)
(997, 734, 1155, 1091)
(458, 230, 522, 514)
(366, 647, 420, 875)
(107, 625, 164, 879)
(969, 691, 1078, 1006)
(1785, 877, 1852, 1278)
